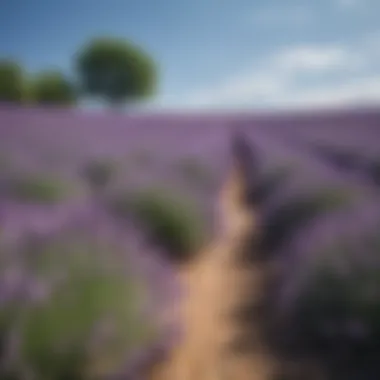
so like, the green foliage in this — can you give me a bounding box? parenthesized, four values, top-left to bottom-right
(110, 188, 205, 262)
(75, 37, 157, 106)
(8, 173, 74, 203)
(0, 235, 153, 379)
(30, 71, 77, 106)
(81, 158, 118, 191)
(0, 60, 25, 103)
(262, 187, 354, 253)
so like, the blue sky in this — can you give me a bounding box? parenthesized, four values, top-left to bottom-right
(1, 0, 380, 110)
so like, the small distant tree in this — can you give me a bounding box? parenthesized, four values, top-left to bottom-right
(0, 59, 25, 103)
(74, 37, 157, 107)
(31, 71, 77, 106)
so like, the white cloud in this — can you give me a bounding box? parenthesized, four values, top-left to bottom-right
(271, 76, 380, 109)
(169, 34, 380, 110)
(248, 5, 312, 26)
(274, 45, 351, 72)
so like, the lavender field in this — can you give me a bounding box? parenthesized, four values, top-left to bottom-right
(0, 105, 380, 379)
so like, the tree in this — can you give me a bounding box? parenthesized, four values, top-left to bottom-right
(31, 71, 77, 106)
(0, 59, 25, 103)
(74, 37, 157, 107)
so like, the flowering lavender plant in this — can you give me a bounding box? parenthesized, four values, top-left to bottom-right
(0, 229, 159, 380)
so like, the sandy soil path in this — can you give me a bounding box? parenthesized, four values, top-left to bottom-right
(142, 133, 282, 380)
(145, 235, 278, 380)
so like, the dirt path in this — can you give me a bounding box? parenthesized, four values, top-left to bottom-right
(139, 133, 329, 380)
(147, 237, 277, 380)
(142, 133, 281, 380)
(147, 190, 277, 378)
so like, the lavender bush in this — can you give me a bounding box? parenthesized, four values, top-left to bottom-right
(0, 230, 158, 380)
(109, 187, 206, 263)
(81, 157, 119, 193)
(0, 105, 380, 378)
(261, 186, 355, 254)
(254, 163, 295, 203)
(294, 239, 380, 349)
(367, 158, 380, 186)
(7, 173, 75, 204)
(268, 201, 380, 377)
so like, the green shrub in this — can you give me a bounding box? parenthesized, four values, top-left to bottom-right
(81, 158, 118, 191)
(29, 70, 77, 106)
(0, 60, 25, 103)
(0, 235, 154, 380)
(262, 187, 354, 253)
(110, 187, 205, 262)
(8, 174, 74, 203)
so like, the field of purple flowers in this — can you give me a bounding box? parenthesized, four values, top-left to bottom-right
(0, 105, 379, 379)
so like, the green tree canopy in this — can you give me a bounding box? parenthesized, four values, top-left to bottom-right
(0, 59, 25, 103)
(31, 71, 77, 106)
(74, 37, 157, 106)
